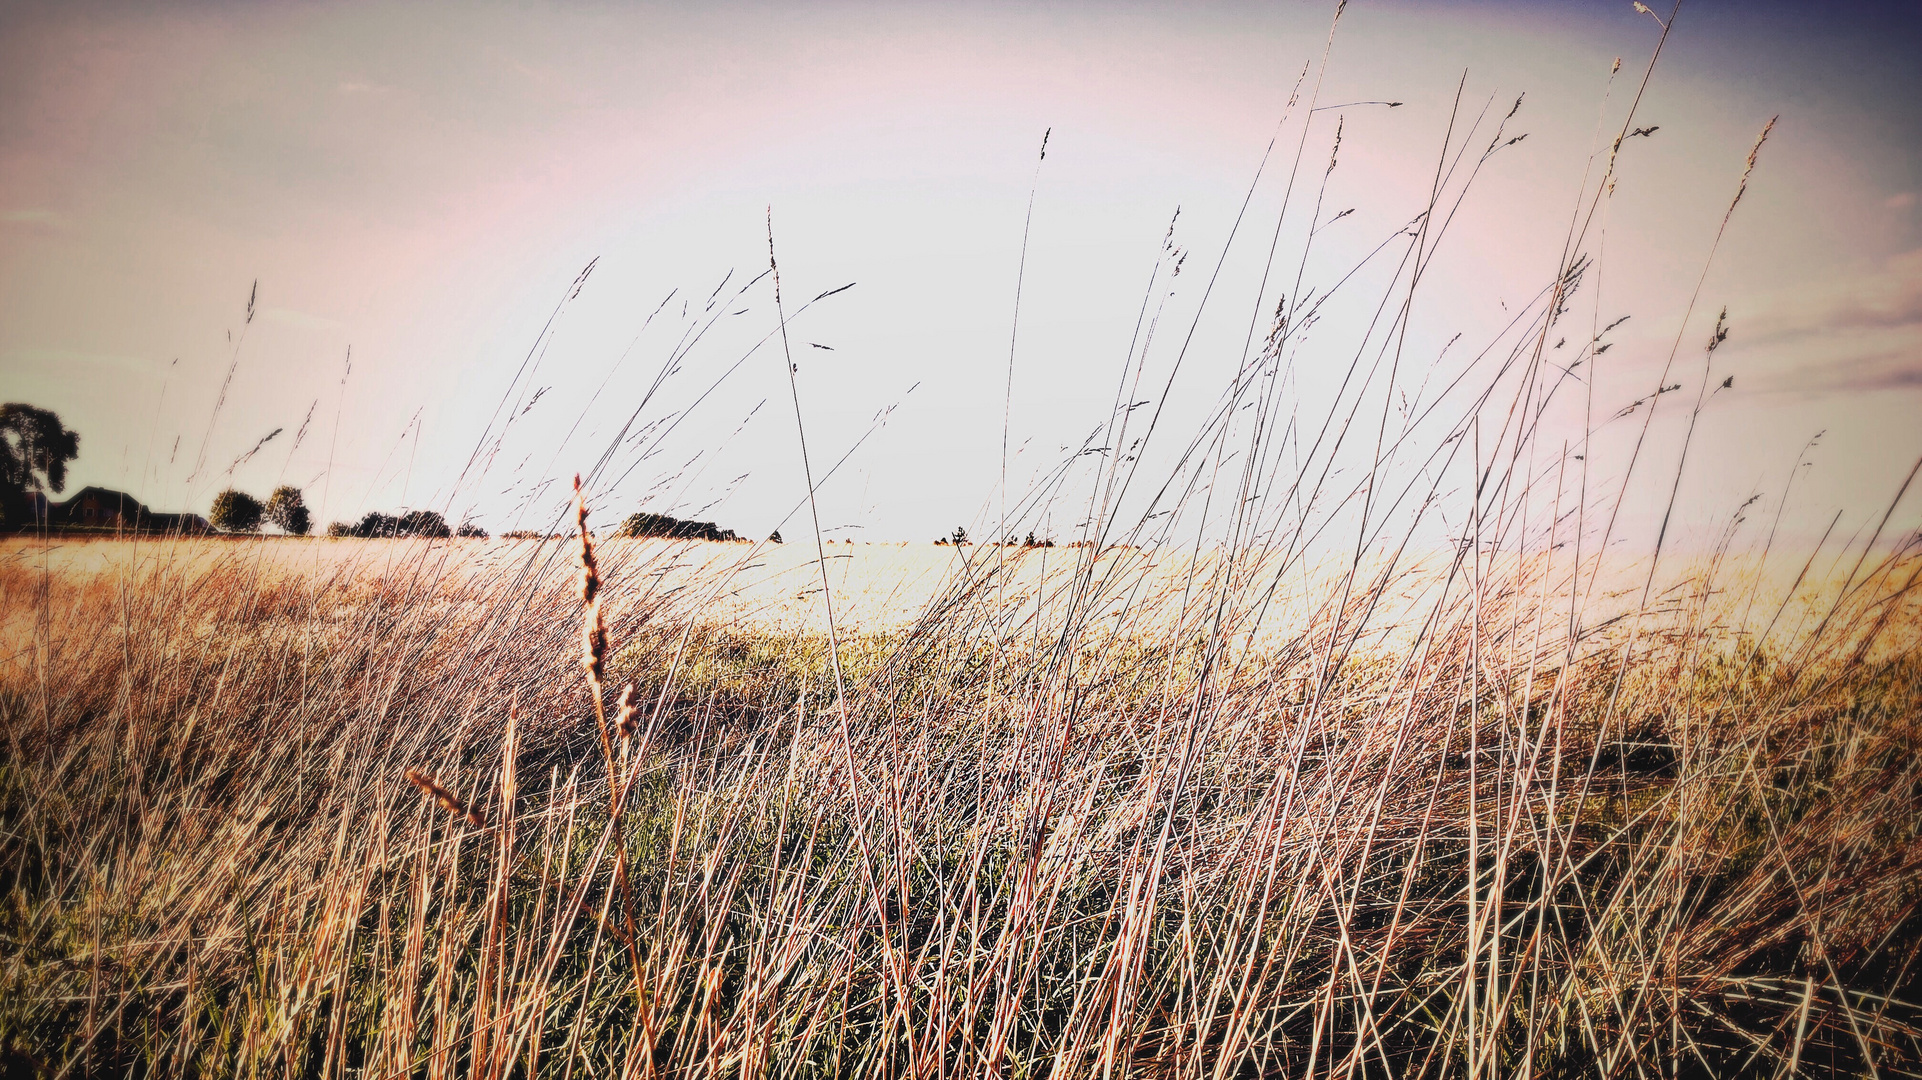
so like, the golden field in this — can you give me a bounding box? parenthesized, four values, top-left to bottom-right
(2, 525, 1918, 1077)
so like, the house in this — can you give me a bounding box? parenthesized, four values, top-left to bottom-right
(16, 487, 210, 534)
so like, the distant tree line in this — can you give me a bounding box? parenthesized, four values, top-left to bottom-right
(616, 512, 742, 542)
(0, 402, 503, 541)
(934, 527, 1054, 547)
(324, 510, 476, 538)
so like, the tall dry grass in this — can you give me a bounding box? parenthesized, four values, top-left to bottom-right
(6, 7, 1922, 1076)
(4, 503, 1919, 1079)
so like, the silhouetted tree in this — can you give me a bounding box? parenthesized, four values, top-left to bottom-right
(328, 510, 452, 538)
(0, 403, 80, 528)
(398, 510, 450, 538)
(265, 486, 311, 536)
(455, 521, 488, 538)
(618, 511, 740, 542)
(354, 512, 399, 537)
(210, 489, 264, 533)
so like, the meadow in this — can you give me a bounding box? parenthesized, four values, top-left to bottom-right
(5, 14, 1921, 1077)
(2, 508, 1918, 1078)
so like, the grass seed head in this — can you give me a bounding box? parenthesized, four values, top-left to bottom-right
(583, 604, 607, 683)
(403, 767, 484, 828)
(574, 474, 608, 682)
(616, 681, 639, 737)
(573, 474, 600, 606)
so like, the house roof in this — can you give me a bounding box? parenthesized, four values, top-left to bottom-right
(58, 486, 153, 513)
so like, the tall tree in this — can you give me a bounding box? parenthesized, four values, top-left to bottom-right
(265, 486, 311, 536)
(397, 510, 450, 538)
(210, 489, 264, 533)
(0, 404, 81, 527)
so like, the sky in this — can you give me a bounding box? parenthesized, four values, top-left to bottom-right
(2, 0, 1918, 551)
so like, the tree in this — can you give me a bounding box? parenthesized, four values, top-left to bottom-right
(617, 511, 740, 542)
(0, 403, 80, 527)
(265, 486, 311, 536)
(398, 510, 450, 538)
(352, 512, 398, 537)
(951, 526, 969, 546)
(455, 522, 488, 538)
(768, 530, 783, 544)
(329, 508, 457, 538)
(210, 489, 264, 533)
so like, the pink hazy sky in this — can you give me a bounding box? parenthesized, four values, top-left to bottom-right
(2, 0, 1917, 548)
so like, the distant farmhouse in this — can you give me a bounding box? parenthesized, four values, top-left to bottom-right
(20, 487, 210, 534)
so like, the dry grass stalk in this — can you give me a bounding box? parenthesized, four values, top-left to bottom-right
(2, 18, 1919, 1079)
(616, 681, 640, 738)
(403, 767, 485, 829)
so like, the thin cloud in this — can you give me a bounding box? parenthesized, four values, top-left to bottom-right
(1718, 249, 1922, 396)
(1741, 248, 1922, 343)
(1770, 349, 1922, 395)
